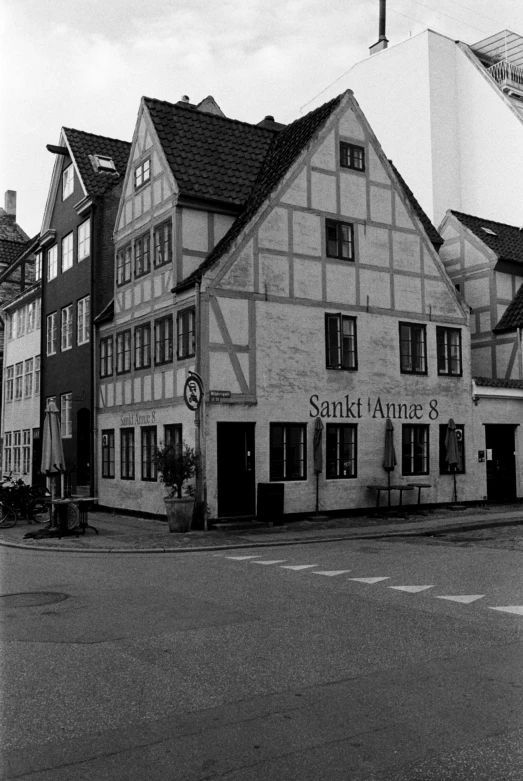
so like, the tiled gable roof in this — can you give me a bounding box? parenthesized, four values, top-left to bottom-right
(474, 376, 523, 389)
(176, 94, 343, 290)
(0, 238, 28, 267)
(63, 128, 131, 198)
(388, 161, 442, 249)
(144, 98, 277, 206)
(494, 283, 523, 332)
(450, 210, 523, 263)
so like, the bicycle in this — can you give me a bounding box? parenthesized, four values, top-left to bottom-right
(0, 477, 79, 531)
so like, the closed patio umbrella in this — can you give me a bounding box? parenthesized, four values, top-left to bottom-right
(313, 418, 324, 513)
(445, 418, 461, 502)
(383, 417, 397, 507)
(41, 401, 65, 523)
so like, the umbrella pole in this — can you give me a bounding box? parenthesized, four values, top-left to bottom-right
(316, 473, 319, 514)
(453, 470, 457, 503)
(387, 470, 391, 507)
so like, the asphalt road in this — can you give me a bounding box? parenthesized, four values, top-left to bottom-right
(1, 529, 523, 780)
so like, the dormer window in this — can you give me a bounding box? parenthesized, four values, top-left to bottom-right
(62, 164, 74, 200)
(134, 159, 151, 190)
(92, 154, 116, 173)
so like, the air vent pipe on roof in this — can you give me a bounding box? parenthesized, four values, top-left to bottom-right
(369, 0, 388, 55)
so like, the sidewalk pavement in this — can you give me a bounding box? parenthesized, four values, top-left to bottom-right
(0, 502, 522, 553)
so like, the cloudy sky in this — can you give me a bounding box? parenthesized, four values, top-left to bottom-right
(2, 0, 523, 236)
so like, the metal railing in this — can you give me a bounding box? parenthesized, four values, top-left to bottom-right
(488, 60, 523, 92)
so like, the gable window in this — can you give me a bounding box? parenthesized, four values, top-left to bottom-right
(439, 424, 465, 475)
(121, 429, 135, 480)
(135, 323, 151, 369)
(116, 330, 132, 374)
(402, 425, 429, 476)
(102, 430, 115, 478)
(141, 426, 157, 481)
(61, 304, 73, 351)
(61, 393, 72, 438)
(24, 359, 33, 398)
(325, 313, 357, 370)
(62, 164, 74, 200)
(62, 232, 74, 271)
(35, 252, 42, 281)
(47, 245, 58, 281)
(100, 336, 113, 377)
(134, 232, 150, 277)
(134, 158, 150, 190)
(35, 356, 40, 394)
(78, 218, 91, 261)
(153, 221, 172, 268)
(5, 366, 13, 402)
(154, 315, 173, 365)
(340, 142, 365, 171)
(399, 323, 427, 374)
(116, 244, 132, 285)
(77, 296, 90, 345)
(437, 327, 462, 376)
(177, 308, 195, 359)
(270, 423, 306, 481)
(326, 219, 354, 261)
(326, 424, 357, 479)
(15, 363, 23, 400)
(46, 312, 57, 355)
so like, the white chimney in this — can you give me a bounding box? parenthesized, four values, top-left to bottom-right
(4, 190, 16, 217)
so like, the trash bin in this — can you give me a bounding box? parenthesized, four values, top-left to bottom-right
(257, 483, 284, 525)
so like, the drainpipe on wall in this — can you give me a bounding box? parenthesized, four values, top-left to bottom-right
(194, 279, 207, 531)
(519, 328, 523, 378)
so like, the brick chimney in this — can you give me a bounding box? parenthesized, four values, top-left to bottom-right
(4, 190, 16, 218)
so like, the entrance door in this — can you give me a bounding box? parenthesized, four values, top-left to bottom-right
(76, 408, 91, 493)
(485, 425, 517, 501)
(217, 423, 255, 517)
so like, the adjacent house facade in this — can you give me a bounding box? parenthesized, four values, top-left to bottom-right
(39, 130, 130, 494)
(96, 90, 480, 519)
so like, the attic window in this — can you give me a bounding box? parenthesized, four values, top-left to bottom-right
(481, 227, 497, 236)
(92, 154, 116, 173)
(134, 159, 151, 190)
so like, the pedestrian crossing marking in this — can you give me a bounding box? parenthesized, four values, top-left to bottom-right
(389, 585, 434, 593)
(313, 570, 351, 576)
(436, 595, 485, 604)
(349, 577, 390, 584)
(281, 565, 318, 570)
(251, 560, 288, 565)
(489, 606, 523, 615)
(225, 555, 263, 560)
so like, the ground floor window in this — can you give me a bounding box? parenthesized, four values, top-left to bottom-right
(13, 430, 21, 473)
(439, 424, 465, 474)
(326, 424, 357, 478)
(102, 430, 115, 478)
(121, 428, 135, 480)
(61, 393, 72, 438)
(402, 425, 429, 476)
(22, 430, 31, 475)
(164, 424, 182, 449)
(141, 426, 157, 481)
(270, 423, 306, 481)
(4, 432, 12, 473)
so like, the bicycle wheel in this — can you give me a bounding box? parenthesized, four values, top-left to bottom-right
(66, 503, 80, 531)
(0, 503, 17, 528)
(31, 502, 51, 525)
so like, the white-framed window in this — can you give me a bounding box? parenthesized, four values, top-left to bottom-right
(62, 164, 74, 200)
(61, 304, 73, 351)
(48, 245, 58, 281)
(35, 251, 42, 282)
(4, 432, 12, 473)
(34, 355, 40, 395)
(134, 158, 151, 189)
(78, 218, 91, 261)
(24, 359, 33, 397)
(61, 393, 72, 438)
(27, 301, 36, 333)
(35, 300, 41, 330)
(46, 312, 57, 355)
(77, 296, 90, 345)
(15, 363, 23, 400)
(5, 366, 14, 402)
(13, 430, 21, 473)
(6, 314, 13, 341)
(62, 232, 74, 271)
(16, 306, 25, 338)
(22, 430, 31, 475)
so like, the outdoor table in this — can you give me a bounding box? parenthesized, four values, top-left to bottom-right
(367, 484, 414, 508)
(407, 482, 431, 505)
(43, 497, 98, 536)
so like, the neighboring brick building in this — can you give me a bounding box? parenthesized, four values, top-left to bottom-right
(39, 129, 130, 495)
(96, 90, 480, 520)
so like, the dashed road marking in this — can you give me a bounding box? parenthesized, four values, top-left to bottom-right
(312, 570, 351, 577)
(349, 577, 391, 584)
(389, 585, 434, 593)
(489, 606, 523, 615)
(251, 560, 288, 565)
(281, 564, 318, 570)
(225, 555, 263, 560)
(436, 595, 485, 604)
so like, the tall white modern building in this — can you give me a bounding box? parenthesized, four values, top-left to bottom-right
(308, 28, 523, 227)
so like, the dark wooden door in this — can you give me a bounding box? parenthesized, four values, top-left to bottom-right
(485, 425, 517, 501)
(217, 423, 255, 517)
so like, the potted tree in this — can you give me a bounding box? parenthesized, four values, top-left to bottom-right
(152, 440, 197, 532)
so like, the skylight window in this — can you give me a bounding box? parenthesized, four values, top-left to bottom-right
(91, 154, 116, 173)
(481, 227, 497, 236)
